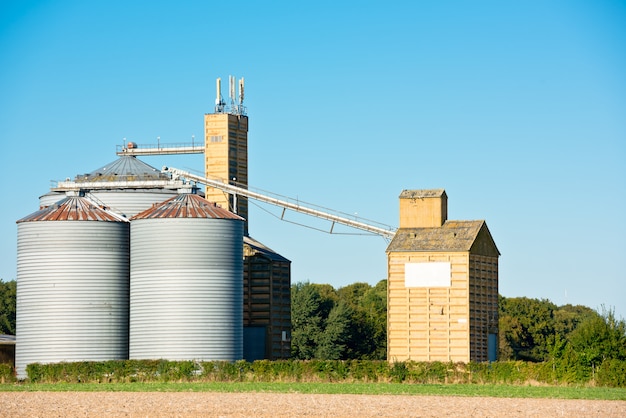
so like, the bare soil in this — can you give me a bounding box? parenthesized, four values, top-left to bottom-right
(1, 392, 625, 418)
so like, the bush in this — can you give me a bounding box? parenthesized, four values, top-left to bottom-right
(389, 361, 407, 383)
(596, 359, 626, 388)
(0, 363, 15, 383)
(13, 359, 626, 387)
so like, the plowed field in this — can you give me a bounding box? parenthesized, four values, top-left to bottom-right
(1, 391, 625, 417)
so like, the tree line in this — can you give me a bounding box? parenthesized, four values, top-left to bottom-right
(290, 281, 625, 369)
(498, 295, 626, 380)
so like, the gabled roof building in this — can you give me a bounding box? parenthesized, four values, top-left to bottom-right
(387, 190, 499, 363)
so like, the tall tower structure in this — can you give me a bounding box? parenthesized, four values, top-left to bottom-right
(204, 76, 292, 360)
(204, 76, 249, 234)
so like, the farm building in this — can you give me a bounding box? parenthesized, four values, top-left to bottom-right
(243, 236, 291, 360)
(387, 189, 499, 363)
(14, 76, 500, 381)
(15, 77, 291, 378)
(0, 335, 15, 368)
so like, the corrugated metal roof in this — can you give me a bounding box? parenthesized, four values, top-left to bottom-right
(75, 156, 170, 183)
(39, 190, 64, 201)
(0, 334, 16, 345)
(244, 235, 291, 262)
(387, 220, 488, 252)
(131, 194, 244, 220)
(17, 197, 129, 223)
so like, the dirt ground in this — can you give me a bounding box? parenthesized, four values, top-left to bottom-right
(1, 392, 625, 418)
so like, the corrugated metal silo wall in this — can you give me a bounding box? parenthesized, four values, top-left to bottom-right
(130, 218, 244, 361)
(38, 190, 178, 215)
(39, 192, 66, 208)
(87, 189, 179, 217)
(16, 221, 130, 379)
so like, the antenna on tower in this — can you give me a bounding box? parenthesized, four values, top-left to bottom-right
(229, 75, 236, 108)
(239, 77, 244, 105)
(214, 75, 246, 116)
(215, 77, 225, 113)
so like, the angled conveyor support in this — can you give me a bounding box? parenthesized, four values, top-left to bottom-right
(162, 166, 397, 240)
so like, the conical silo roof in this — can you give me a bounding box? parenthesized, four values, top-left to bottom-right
(131, 194, 244, 220)
(75, 155, 169, 183)
(17, 196, 128, 223)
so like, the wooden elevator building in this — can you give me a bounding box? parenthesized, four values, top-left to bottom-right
(243, 236, 291, 360)
(387, 189, 499, 363)
(204, 113, 249, 234)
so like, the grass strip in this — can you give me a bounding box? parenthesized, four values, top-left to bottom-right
(1, 381, 625, 400)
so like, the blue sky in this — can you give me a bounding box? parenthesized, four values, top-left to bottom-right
(1, 1, 625, 319)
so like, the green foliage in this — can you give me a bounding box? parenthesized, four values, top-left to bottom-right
(0, 363, 15, 383)
(498, 296, 558, 362)
(5, 359, 625, 387)
(498, 297, 624, 364)
(469, 361, 536, 384)
(290, 280, 387, 360)
(0, 279, 16, 335)
(497, 296, 626, 387)
(2, 380, 624, 400)
(315, 301, 352, 360)
(353, 280, 387, 359)
(389, 361, 407, 383)
(553, 304, 598, 336)
(567, 307, 626, 367)
(596, 359, 626, 388)
(336, 282, 371, 306)
(290, 282, 326, 359)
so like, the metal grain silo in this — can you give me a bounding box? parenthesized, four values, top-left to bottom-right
(38, 190, 66, 209)
(15, 197, 130, 379)
(129, 193, 244, 361)
(86, 188, 180, 217)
